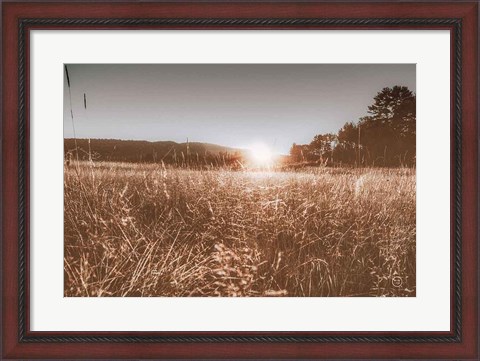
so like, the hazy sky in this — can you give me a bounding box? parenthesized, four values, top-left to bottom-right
(64, 64, 415, 154)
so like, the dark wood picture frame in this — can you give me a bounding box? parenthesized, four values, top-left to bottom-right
(2, 1, 478, 359)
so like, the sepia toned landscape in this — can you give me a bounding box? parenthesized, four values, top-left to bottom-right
(64, 64, 416, 297)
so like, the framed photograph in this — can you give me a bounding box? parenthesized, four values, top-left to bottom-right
(2, 1, 478, 359)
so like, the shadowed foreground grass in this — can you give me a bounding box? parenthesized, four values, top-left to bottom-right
(64, 162, 415, 297)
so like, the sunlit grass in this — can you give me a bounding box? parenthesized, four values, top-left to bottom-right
(64, 162, 416, 297)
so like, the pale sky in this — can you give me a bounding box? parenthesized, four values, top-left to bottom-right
(64, 64, 415, 154)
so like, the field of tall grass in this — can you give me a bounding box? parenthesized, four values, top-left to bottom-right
(64, 162, 415, 297)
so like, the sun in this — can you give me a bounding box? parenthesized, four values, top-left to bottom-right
(248, 142, 274, 165)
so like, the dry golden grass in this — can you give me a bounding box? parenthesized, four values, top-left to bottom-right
(64, 162, 415, 297)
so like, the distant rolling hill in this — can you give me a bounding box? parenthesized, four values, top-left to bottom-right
(64, 138, 247, 164)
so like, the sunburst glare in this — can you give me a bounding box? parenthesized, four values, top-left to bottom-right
(248, 142, 274, 166)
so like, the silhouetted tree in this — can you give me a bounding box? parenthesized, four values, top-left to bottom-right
(359, 86, 416, 166)
(289, 143, 312, 162)
(334, 122, 359, 165)
(309, 133, 336, 165)
(292, 85, 416, 167)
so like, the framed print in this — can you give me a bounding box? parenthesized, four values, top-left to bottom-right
(2, 1, 478, 360)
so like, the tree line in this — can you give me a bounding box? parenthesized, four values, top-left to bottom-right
(290, 86, 416, 167)
(64, 138, 247, 168)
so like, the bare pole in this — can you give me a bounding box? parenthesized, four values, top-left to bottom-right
(357, 123, 361, 167)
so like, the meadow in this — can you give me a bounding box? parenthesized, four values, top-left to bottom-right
(64, 162, 416, 297)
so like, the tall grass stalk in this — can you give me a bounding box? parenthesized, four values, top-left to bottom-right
(64, 65, 79, 164)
